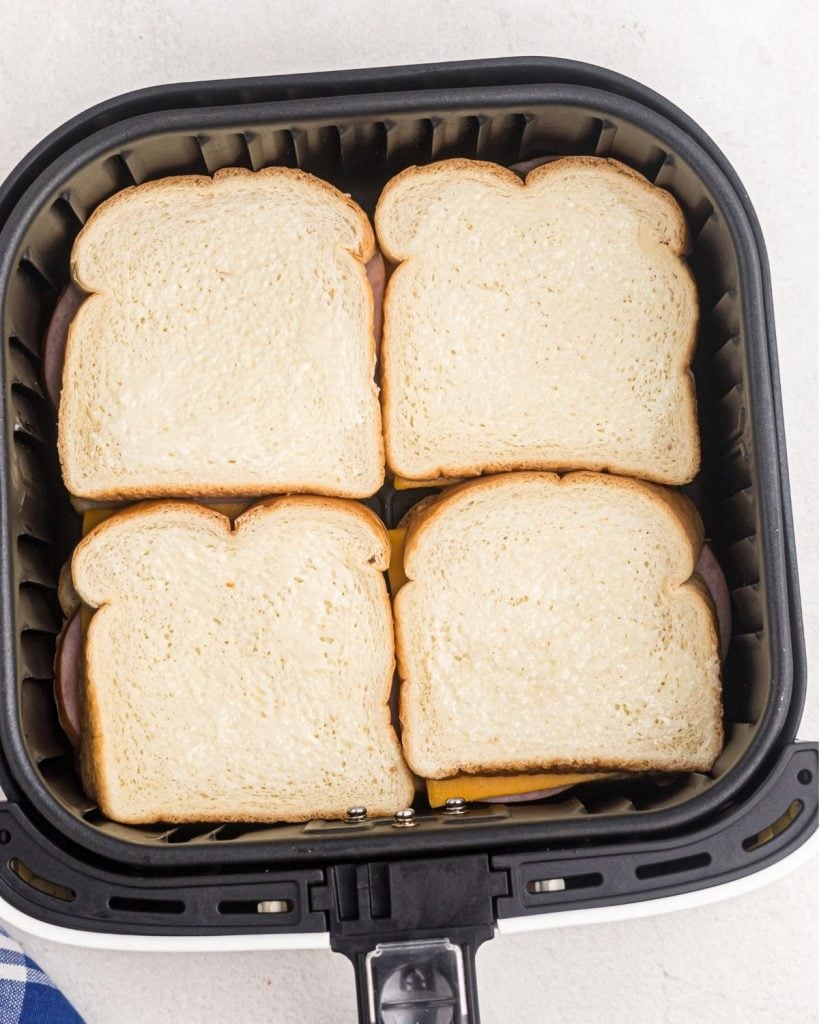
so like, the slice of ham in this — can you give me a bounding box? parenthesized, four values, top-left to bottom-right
(483, 785, 573, 803)
(366, 251, 386, 347)
(694, 543, 732, 662)
(53, 611, 82, 749)
(41, 254, 387, 413)
(42, 284, 83, 411)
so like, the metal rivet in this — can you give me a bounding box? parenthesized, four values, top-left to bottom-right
(345, 806, 368, 823)
(393, 808, 417, 828)
(443, 797, 467, 815)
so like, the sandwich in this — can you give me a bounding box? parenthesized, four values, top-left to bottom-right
(61, 497, 413, 823)
(376, 156, 699, 487)
(57, 167, 385, 501)
(394, 472, 723, 782)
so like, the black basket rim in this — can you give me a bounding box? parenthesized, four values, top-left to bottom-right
(0, 66, 802, 868)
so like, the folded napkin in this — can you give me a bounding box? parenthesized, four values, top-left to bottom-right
(0, 927, 84, 1023)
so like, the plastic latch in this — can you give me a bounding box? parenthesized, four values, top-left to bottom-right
(365, 938, 468, 1024)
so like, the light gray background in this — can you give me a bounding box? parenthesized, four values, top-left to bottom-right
(1, 2, 818, 1021)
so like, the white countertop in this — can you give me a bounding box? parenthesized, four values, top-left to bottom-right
(1, 1, 818, 1021)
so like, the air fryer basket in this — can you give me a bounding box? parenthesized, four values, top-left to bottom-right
(0, 61, 814, 1023)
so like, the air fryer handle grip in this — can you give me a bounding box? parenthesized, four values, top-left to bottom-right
(327, 856, 501, 1023)
(347, 936, 482, 1024)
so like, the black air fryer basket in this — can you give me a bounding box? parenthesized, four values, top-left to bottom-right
(0, 59, 815, 1023)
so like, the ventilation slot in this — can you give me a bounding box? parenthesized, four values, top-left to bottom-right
(113, 151, 140, 186)
(520, 111, 603, 158)
(20, 629, 56, 681)
(593, 119, 618, 156)
(21, 677, 70, 761)
(165, 824, 218, 844)
(109, 895, 185, 915)
(12, 384, 52, 447)
(708, 335, 742, 390)
(54, 192, 84, 230)
(218, 898, 294, 915)
(713, 384, 745, 449)
(384, 118, 435, 170)
(718, 487, 755, 540)
(9, 858, 75, 901)
(211, 822, 287, 842)
(17, 534, 56, 590)
(37, 753, 95, 812)
(8, 338, 44, 398)
(725, 536, 759, 589)
(641, 146, 670, 183)
(17, 252, 59, 298)
(704, 289, 740, 336)
(635, 851, 711, 880)
(475, 112, 528, 164)
(67, 154, 136, 220)
(430, 115, 481, 161)
(731, 582, 763, 634)
(689, 199, 716, 241)
(340, 122, 388, 175)
(582, 794, 637, 816)
(238, 131, 259, 170)
(195, 133, 248, 175)
(251, 128, 297, 170)
(292, 125, 342, 176)
(17, 493, 59, 545)
(119, 136, 209, 184)
(18, 587, 59, 634)
(743, 800, 804, 852)
(713, 445, 752, 503)
(526, 871, 602, 895)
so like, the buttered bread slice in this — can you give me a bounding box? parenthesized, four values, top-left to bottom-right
(376, 157, 699, 485)
(396, 472, 722, 778)
(59, 167, 384, 500)
(72, 498, 413, 823)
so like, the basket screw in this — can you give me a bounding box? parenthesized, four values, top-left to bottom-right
(393, 807, 417, 828)
(444, 797, 468, 815)
(344, 806, 368, 823)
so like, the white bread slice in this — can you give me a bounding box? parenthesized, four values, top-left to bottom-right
(396, 472, 722, 778)
(71, 498, 413, 823)
(376, 157, 699, 485)
(59, 168, 384, 500)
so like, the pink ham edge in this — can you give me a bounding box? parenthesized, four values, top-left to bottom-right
(694, 543, 732, 662)
(42, 284, 83, 411)
(53, 611, 82, 749)
(482, 786, 573, 804)
(366, 250, 386, 347)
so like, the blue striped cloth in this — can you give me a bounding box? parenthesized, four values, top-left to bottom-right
(0, 928, 83, 1023)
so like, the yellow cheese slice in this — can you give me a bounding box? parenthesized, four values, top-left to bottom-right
(427, 772, 612, 806)
(387, 527, 409, 595)
(393, 476, 464, 490)
(81, 508, 116, 534)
